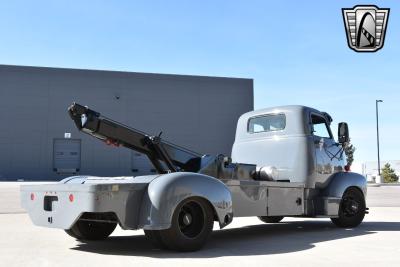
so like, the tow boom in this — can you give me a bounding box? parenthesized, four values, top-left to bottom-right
(68, 103, 203, 173)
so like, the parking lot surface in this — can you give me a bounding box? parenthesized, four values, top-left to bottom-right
(0, 183, 399, 267)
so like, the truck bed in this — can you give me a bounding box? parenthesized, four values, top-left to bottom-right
(20, 175, 158, 230)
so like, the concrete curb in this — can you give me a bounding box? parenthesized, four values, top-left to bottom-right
(368, 183, 400, 187)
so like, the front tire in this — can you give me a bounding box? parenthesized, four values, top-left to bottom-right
(65, 220, 117, 240)
(331, 188, 366, 228)
(157, 198, 214, 252)
(258, 216, 284, 223)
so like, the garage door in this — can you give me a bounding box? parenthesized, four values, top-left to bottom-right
(53, 139, 81, 174)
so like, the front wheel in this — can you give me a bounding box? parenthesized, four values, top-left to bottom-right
(65, 220, 117, 240)
(331, 188, 366, 228)
(157, 198, 214, 252)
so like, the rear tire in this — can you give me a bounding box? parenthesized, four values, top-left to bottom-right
(66, 221, 117, 240)
(258, 216, 284, 223)
(158, 198, 214, 252)
(331, 188, 366, 228)
(144, 230, 167, 249)
(65, 228, 81, 239)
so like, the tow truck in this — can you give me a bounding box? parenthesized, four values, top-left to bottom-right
(21, 103, 367, 251)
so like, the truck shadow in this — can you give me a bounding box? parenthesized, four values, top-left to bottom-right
(72, 220, 400, 258)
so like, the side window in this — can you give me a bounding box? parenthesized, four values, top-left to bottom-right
(248, 114, 286, 133)
(311, 115, 331, 138)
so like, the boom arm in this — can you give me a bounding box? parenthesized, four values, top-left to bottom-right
(68, 103, 203, 173)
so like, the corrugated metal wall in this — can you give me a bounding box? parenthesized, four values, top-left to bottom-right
(0, 65, 253, 180)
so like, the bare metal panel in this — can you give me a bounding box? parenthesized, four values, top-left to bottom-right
(228, 182, 268, 217)
(267, 187, 304, 216)
(225, 180, 305, 217)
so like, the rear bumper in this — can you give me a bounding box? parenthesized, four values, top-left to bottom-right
(20, 182, 147, 230)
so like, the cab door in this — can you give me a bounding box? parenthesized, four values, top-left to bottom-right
(311, 114, 342, 183)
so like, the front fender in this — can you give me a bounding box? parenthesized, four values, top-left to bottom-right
(321, 172, 367, 198)
(138, 172, 233, 230)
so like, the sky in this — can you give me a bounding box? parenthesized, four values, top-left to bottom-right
(0, 0, 399, 163)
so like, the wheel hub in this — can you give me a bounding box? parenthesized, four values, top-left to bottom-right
(343, 197, 360, 216)
(350, 202, 359, 212)
(182, 213, 192, 226)
(177, 201, 205, 238)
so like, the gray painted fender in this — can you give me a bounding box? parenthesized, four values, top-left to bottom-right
(321, 171, 367, 199)
(138, 172, 233, 230)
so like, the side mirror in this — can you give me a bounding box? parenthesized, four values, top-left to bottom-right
(338, 122, 350, 144)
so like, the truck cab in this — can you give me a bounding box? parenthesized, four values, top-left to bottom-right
(232, 105, 344, 189)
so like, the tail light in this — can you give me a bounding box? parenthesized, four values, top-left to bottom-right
(105, 139, 120, 147)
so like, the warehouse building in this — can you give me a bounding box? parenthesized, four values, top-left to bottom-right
(0, 65, 253, 180)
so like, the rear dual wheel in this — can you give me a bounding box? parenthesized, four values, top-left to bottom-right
(144, 229, 166, 249)
(258, 216, 284, 223)
(65, 220, 117, 240)
(145, 198, 214, 252)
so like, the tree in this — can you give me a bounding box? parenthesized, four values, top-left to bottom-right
(381, 163, 399, 183)
(344, 143, 356, 167)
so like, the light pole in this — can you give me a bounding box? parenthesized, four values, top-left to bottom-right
(376, 100, 383, 176)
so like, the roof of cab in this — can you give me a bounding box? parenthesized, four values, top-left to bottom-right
(240, 105, 321, 119)
(235, 105, 327, 141)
